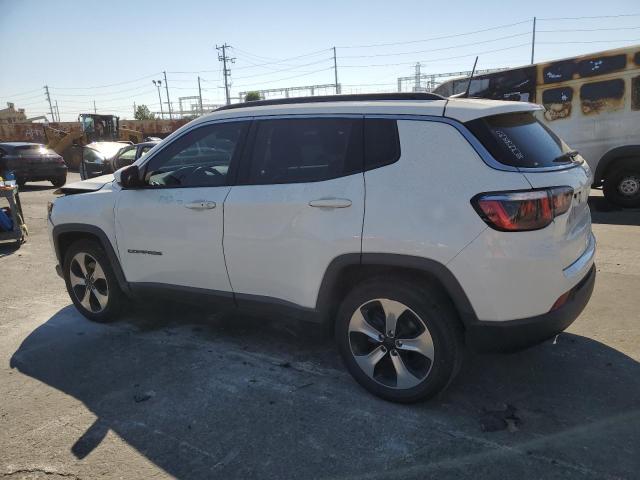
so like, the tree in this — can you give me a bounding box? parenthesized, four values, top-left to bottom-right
(244, 91, 262, 102)
(134, 104, 155, 120)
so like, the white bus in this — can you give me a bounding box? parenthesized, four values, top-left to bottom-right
(434, 45, 640, 207)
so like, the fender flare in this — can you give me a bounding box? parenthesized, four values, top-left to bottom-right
(315, 253, 479, 326)
(594, 145, 640, 186)
(52, 223, 130, 294)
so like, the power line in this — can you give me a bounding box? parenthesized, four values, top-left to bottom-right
(337, 19, 530, 49)
(539, 38, 640, 44)
(50, 83, 160, 97)
(538, 26, 640, 33)
(232, 57, 332, 80)
(538, 13, 640, 21)
(340, 32, 530, 59)
(0, 90, 45, 101)
(51, 73, 163, 90)
(232, 67, 334, 88)
(233, 47, 332, 66)
(341, 43, 530, 68)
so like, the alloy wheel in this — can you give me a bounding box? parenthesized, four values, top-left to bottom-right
(69, 252, 109, 313)
(348, 298, 435, 389)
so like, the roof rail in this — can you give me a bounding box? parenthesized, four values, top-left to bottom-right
(215, 92, 444, 111)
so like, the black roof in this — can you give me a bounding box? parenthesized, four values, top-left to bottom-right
(216, 92, 444, 111)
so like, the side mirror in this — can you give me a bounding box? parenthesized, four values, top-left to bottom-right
(116, 165, 143, 189)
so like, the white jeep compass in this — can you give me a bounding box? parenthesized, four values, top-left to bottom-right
(48, 93, 596, 402)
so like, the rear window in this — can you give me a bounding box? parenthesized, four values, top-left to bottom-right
(465, 112, 573, 168)
(12, 145, 55, 156)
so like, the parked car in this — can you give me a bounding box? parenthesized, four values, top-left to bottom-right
(79, 141, 131, 180)
(0, 142, 67, 187)
(47, 93, 596, 402)
(80, 141, 158, 180)
(111, 141, 159, 171)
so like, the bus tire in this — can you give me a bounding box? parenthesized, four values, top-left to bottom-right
(603, 158, 640, 208)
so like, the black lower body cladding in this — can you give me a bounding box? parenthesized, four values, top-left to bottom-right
(465, 265, 596, 352)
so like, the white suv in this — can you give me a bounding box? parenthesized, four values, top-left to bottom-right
(48, 93, 596, 402)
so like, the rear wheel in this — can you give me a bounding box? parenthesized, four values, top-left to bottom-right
(335, 277, 463, 403)
(51, 174, 67, 188)
(603, 159, 640, 208)
(63, 239, 124, 322)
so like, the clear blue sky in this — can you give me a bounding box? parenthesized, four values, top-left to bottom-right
(1, 0, 638, 120)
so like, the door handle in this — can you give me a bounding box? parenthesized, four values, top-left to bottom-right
(185, 200, 216, 210)
(308, 198, 352, 208)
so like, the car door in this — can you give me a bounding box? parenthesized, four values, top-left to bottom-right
(223, 116, 365, 309)
(113, 145, 137, 170)
(114, 120, 249, 294)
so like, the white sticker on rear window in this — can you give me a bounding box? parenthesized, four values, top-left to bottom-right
(494, 130, 524, 160)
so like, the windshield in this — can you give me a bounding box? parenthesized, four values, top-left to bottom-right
(465, 112, 576, 168)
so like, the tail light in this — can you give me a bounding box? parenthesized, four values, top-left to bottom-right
(472, 187, 573, 232)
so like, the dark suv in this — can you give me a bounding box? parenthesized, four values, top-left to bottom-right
(0, 142, 67, 187)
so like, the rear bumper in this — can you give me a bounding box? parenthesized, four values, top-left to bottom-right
(465, 264, 596, 352)
(15, 165, 67, 181)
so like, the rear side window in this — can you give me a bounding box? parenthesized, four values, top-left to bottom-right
(465, 112, 572, 168)
(247, 118, 362, 184)
(364, 119, 400, 171)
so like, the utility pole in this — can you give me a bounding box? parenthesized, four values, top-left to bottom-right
(152, 80, 164, 119)
(531, 17, 537, 65)
(54, 100, 60, 122)
(163, 71, 172, 119)
(44, 86, 54, 122)
(332, 46, 340, 95)
(93, 100, 97, 114)
(133, 102, 136, 118)
(217, 44, 235, 105)
(198, 76, 203, 115)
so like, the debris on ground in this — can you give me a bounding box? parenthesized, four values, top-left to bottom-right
(479, 404, 521, 432)
(133, 390, 155, 403)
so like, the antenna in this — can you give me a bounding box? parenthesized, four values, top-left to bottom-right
(463, 56, 479, 98)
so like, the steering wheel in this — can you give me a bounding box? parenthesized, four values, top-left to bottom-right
(192, 165, 222, 178)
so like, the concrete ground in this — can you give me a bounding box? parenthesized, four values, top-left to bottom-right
(1, 172, 639, 480)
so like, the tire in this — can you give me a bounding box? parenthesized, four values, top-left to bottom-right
(603, 159, 640, 208)
(63, 239, 124, 322)
(335, 276, 464, 403)
(51, 174, 67, 188)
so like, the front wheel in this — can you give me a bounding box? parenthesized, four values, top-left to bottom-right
(51, 174, 67, 188)
(335, 277, 463, 403)
(63, 239, 124, 322)
(603, 159, 640, 208)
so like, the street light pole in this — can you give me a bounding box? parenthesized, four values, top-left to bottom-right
(152, 80, 164, 119)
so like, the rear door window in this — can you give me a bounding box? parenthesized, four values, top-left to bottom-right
(465, 112, 574, 168)
(245, 118, 363, 185)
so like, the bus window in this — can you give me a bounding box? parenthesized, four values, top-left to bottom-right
(542, 87, 573, 121)
(543, 60, 575, 84)
(634, 51, 640, 66)
(632, 76, 640, 111)
(580, 79, 625, 115)
(578, 54, 627, 78)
